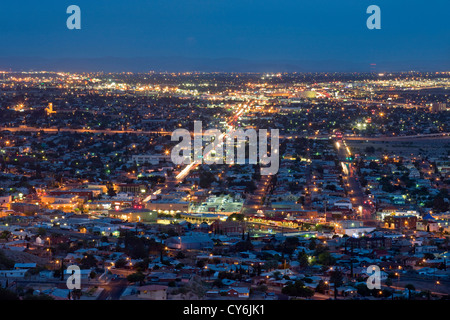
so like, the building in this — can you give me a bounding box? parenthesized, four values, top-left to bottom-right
(430, 102, 447, 113)
(416, 220, 440, 232)
(223, 287, 250, 299)
(336, 226, 376, 237)
(63, 269, 93, 280)
(109, 208, 157, 222)
(210, 220, 246, 235)
(335, 220, 376, 237)
(0, 196, 12, 210)
(376, 210, 420, 222)
(45, 102, 56, 115)
(333, 199, 352, 210)
(14, 263, 37, 269)
(146, 200, 189, 213)
(10, 202, 39, 215)
(179, 213, 225, 224)
(40, 194, 80, 212)
(48, 189, 94, 201)
(344, 236, 392, 251)
(165, 234, 214, 250)
(137, 285, 168, 300)
(384, 215, 417, 230)
(0, 269, 29, 278)
(132, 154, 171, 165)
(116, 183, 147, 194)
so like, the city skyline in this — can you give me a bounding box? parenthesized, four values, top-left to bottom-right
(0, 1, 449, 72)
(0, 0, 449, 307)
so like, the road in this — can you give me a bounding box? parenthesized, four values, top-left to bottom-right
(391, 274, 450, 296)
(96, 278, 128, 300)
(337, 98, 425, 110)
(244, 175, 272, 211)
(145, 104, 249, 203)
(335, 138, 376, 218)
(4, 125, 450, 142)
(335, 140, 364, 208)
(0, 126, 170, 136)
(343, 132, 450, 141)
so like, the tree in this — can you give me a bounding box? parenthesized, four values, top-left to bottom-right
(127, 271, 145, 284)
(175, 251, 186, 259)
(0, 250, 14, 269)
(227, 213, 245, 222)
(317, 251, 335, 266)
(356, 283, 372, 297)
(107, 183, 117, 198)
(405, 284, 415, 300)
(0, 287, 19, 300)
(134, 259, 149, 271)
(272, 271, 282, 280)
(23, 293, 54, 300)
(308, 238, 317, 251)
(199, 171, 216, 188)
(264, 260, 279, 271)
(81, 254, 98, 269)
(281, 280, 314, 298)
(277, 238, 298, 257)
(0, 231, 11, 241)
(175, 263, 184, 270)
(212, 279, 224, 288)
(329, 270, 344, 300)
(423, 253, 435, 260)
(233, 239, 253, 252)
(382, 289, 392, 298)
(315, 280, 329, 294)
(256, 284, 268, 293)
(121, 233, 161, 259)
(115, 258, 127, 268)
(365, 146, 376, 154)
(53, 269, 61, 279)
(432, 196, 448, 212)
(385, 278, 393, 287)
(368, 161, 379, 170)
(297, 251, 309, 268)
(37, 227, 47, 237)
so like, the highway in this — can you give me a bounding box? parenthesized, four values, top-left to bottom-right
(144, 104, 249, 203)
(335, 139, 370, 217)
(243, 175, 273, 213)
(3, 125, 450, 142)
(281, 132, 450, 141)
(336, 98, 425, 110)
(96, 278, 128, 300)
(0, 126, 170, 136)
(343, 132, 450, 141)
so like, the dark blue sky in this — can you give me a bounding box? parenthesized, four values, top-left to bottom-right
(0, 0, 449, 72)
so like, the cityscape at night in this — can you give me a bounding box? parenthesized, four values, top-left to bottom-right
(0, 0, 449, 312)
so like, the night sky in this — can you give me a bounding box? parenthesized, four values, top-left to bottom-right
(0, 0, 449, 72)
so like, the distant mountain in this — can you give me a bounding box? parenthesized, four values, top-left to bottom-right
(0, 56, 448, 73)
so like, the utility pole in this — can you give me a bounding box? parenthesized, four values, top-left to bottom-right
(60, 260, 64, 281)
(350, 243, 354, 278)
